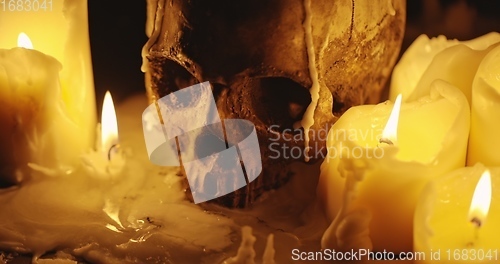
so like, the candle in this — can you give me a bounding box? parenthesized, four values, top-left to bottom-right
(0, 33, 82, 182)
(318, 80, 470, 253)
(81, 91, 124, 179)
(390, 32, 500, 103)
(414, 163, 500, 263)
(0, 0, 96, 172)
(0, 95, 237, 262)
(468, 45, 500, 166)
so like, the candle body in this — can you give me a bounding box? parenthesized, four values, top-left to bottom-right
(0, 0, 96, 171)
(0, 47, 72, 181)
(319, 81, 470, 253)
(468, 45, 500, 166)
(390, 32, 500, 102)
(414, 164, 500, 263)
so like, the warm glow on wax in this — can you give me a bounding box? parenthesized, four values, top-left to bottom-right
(469, 169, 492, 226)
(17, 33, 33, 49)
(381, 94, 402, 145)
(101, 91, 119, 155)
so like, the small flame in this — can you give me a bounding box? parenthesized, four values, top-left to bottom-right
(17, 32, 33, 49)
(381, 94, 402, 145)
(469, 170, 492, 226)
(101, 91, 119, 156)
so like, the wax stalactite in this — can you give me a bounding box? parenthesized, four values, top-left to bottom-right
(380, 94, 402, 146)
(321, 95, 402, 250)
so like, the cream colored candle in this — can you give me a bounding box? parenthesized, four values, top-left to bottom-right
(0, 37, 78, 182)
(414, 163, 500, 263)
(81, 91, 125, 179)
(319, 80, 470, 253)
(0, 0, 96, 171)
(468, 45, 500, 166)
(0, 95, 320, 263)
(390, 32, 500, 103)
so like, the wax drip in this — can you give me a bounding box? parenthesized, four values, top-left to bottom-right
(141, 0, 166, 73)
(224, 226, 256, 264)
(301, 0, 332, 162)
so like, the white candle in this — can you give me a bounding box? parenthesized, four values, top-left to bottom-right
(0, 34, 80, 181)
(468, 45, 500, 166)
(319, 81, 470, 253)
(414, 164, 500, 263)
(0, 0, 96, 170)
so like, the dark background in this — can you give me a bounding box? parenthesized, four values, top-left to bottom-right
(88, 0, 500, 112)
(88, 0, 147, 110)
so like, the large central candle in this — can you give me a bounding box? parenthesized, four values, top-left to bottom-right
(318, 80, 470, 253)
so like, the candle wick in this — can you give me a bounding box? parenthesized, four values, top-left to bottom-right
(470, 217, 482, 228)
(470, 217, 481, 243)
(108, 144, 120, 161)
(379, 138, 394, 145)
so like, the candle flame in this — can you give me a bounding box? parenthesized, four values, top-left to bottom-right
(101, 91, 119, 156)
(17, 33, 33, 49)
(381, 94, 402, 145)
(469, 170, 492, 226)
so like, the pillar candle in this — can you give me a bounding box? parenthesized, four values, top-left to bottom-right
(0, 0, 96, 178)
(390, 32, 500, 103)
(414, 163, 500, 263)
(318, 80, 470, 253)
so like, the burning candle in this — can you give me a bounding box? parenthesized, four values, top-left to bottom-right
(82, 91, 124, 179)
(0, 95, 238, 262)
(0, 33, 82, 182)
(414, 163, 500, 263)
(468, 45, 500, 166)
(0, 0, 96, 173)
(318, 80, 470, 253)
(390, 32, 500, 103)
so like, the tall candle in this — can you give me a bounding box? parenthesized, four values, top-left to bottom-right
(0, 0, 96, 171)
(468, 45, 500, 166)
(319, 80, 470, 253)
(0, 35, 76, 182)
(390, 32, 500, 103)
(414, 163, 500, 263)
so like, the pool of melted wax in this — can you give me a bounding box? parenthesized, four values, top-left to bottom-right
(0, 95, 328, 264)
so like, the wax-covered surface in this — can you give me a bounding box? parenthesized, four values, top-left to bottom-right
(0, 95, 327, 263)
